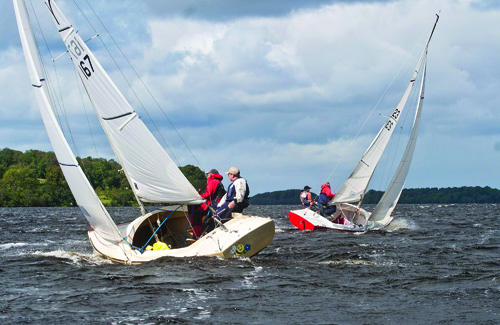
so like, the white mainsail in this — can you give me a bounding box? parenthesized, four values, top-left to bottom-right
(370, 62, 427, 225)
(45, 0, 203, 205)
(333, 36, 432, 205)
(14, 0, 128, 258)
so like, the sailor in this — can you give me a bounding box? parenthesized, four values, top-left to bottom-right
(300, 186, 317, 210)
(318, 182, 336, 217)
(199, 169, 224, 209)
(189, 168, 223, 238)
(216, 167, 250, 220)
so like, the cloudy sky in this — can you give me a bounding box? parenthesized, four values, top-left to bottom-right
(2, 0, 499, 194)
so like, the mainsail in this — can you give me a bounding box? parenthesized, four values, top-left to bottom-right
(333, 18, 438, 205)
(370, 62, 427, 225)
(45, 0, 203, 205)
(13, 0, 127, 258)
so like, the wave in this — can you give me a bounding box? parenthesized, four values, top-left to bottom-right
(319, 259, 405, 267)
(0, 242, 29, 250)
(386, 218, 419, 231)
(31, 249, 113, 266)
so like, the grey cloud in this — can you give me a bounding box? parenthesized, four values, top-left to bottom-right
(140, 0, 395, 21)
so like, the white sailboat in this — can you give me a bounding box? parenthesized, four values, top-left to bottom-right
(289, 15, 439, 232)
(14, 0, 274, 264)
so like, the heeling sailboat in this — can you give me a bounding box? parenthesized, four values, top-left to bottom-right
(14, 0, 274, 263)
(289, 15, 439, 232)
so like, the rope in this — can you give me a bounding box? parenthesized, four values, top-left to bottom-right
(135, 205, 182, 253)
(76, 0, 204, 169)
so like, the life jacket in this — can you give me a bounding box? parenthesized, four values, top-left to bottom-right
(227, 178, 250, 208)
(318, 184, 334, 205)
(300, 190, 312, 205)
(214, 181, 226, 203)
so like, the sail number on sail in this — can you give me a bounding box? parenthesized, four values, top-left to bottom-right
(385, 108, 400, 131)
(67, 38, 94, 79)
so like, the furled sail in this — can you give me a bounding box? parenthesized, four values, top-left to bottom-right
(14, 0, 128, 259)
(370, 62, 427, 225)
(45, 0, 203, 204)
(333, 37, 432, 205)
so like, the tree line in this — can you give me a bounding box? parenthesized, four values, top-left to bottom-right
(0, 148, 206, 207)
(1, 148, 498, 207)
(250, 187, 500, 205)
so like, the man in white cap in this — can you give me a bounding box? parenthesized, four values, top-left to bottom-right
(216, 166, 250, 220)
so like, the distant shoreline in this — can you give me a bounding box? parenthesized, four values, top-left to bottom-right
(250, 187, 500, 205)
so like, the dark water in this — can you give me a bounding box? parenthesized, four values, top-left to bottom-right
(1, 204, 499, 324)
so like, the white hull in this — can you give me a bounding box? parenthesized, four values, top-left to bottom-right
(289, 203, 392, 232)
(89, 208, 275, 264)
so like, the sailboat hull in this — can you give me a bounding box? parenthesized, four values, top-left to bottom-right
(289, 204, 384, 232)
(89, 211, 275, 264)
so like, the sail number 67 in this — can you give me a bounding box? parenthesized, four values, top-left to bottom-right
(79, 55, 94, 78)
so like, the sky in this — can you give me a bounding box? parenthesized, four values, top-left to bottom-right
(1, 0, 499, 195)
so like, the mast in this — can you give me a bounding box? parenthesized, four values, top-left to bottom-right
(13, 0, 129, 260)
(44, 0, 204, 206)
(333, 15, 439, 206)
(370, 61, 427, 225)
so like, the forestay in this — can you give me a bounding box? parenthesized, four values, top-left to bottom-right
(14, 0, 127, 257)
(333, 40, 431, 205)
(370, 62, 427, 224)
(45, 0, 203, 204)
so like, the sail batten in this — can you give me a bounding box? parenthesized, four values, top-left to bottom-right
(14, 0, 128, 260)
(45, 0, 203, 205)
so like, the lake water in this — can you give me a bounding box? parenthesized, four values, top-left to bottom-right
(0, 204, 499, 324)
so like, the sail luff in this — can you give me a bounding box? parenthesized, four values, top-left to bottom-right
(332, 18, 437, 205)
(44, 0, 203, 205)
(14, 0, 128, 259)
(370, 61, 427, 224)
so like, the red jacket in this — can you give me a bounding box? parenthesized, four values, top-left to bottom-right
(320, 183, 335, 198)
(200, 173, 223, 209)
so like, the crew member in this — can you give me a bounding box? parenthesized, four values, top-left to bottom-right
(318, 181, 336, 217)
(216, 166, 249, 221)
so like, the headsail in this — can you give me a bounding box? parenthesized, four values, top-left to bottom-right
(333, 16, 439, 205)
(14, 0, 128, 259)
(370, 61, 427, 225)
(45, 0, 203, 205)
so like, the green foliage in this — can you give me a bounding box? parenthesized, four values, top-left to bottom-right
(364, 187, 500, 204)
(250, 189, 318, 205)
(0, 148, 209, 207)
(0, 148, 134, 207)
(251, 187, 500, 205)
(179, 164, 206, 191)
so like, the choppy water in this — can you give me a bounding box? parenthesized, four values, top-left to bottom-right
(0, 204, 499, 324)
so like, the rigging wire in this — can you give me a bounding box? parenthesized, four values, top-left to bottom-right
(28, 0, 82, 160)
(324, 37, 423, 191)
(28, 0, 102, 183)
(72, 64, 99, 158)
(376, 65, 422, 191)
(72, 0, 204, 170)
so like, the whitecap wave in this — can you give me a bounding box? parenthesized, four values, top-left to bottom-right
(319, 259, 404, 267)
(0, 242, 29, 250)
(386, 218, 419, 231)
(32, 249, 113, 266)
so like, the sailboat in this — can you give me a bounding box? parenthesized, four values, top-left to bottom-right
(289, 15, 439, 232)
(14, 0, 274, 264)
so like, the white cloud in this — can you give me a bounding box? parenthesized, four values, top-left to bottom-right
(2, 0, 499, 194)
